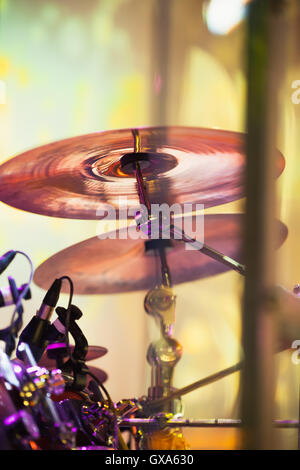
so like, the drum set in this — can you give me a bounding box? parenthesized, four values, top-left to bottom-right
(0, 125, 298, 450)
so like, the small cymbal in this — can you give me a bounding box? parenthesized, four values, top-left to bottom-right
(39, 345, 108, 369)
(11, 358, 108, 384)
(0, 127, 285, 219)
(34, 214, 288, 294)
(86, 366, 108, 384)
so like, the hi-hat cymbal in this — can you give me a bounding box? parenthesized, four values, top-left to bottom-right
(0, 127, 285, 219)
(34, 214, 288, 294)
(38, 345, 108, 369)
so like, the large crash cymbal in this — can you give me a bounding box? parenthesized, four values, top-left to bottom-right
(0, 127, 285, 219)
(34, 214, 288, 295)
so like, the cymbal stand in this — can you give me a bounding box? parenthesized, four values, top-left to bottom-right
(121, 147, 183, 407)
(144, 242, 182, 411)
(120, 132, 247, 448)
(120, 145, 189, 448)
(140, 239, 188, 448)
(119, 418, 299, 430)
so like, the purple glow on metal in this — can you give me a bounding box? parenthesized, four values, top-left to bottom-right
(47, 342, 67, 350)
(36, 367, 47, 377)
(13, 364, 22, 374)
(4, 412, 19, 427)
(26, 365, 47, 377)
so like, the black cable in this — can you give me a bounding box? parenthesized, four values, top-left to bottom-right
(86, 370, 112, 406)
(58, 275, 74, 362)
(86, 369, 129, 450)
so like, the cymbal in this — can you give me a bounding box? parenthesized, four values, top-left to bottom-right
(86, 366, 108, 384)
(34, 214, 288, 294)
(38, 345, 108, 369)
(0, 127, 285, 219)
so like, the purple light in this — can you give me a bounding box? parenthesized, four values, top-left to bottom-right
(13, 364, 22, 374)
(4, 413, 19, 427)
(47, 342, 67, 351)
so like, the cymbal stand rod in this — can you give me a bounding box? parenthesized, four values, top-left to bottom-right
(148, 360, 243, 409)
(157, 242, 172, 289)
(169, 223, 246, 276)
(134, 161, 151, 214)
(132, 128, 151, 213)
(133, 144, 181, 413)
(137, 217, 246, 276)
(119, 418, 299, 429)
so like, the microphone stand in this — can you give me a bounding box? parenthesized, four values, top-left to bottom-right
(48, 305, 89, 392)
(0, 277, 26, 357)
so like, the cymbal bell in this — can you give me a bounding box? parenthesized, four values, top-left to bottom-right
(0, 126, 285, 220)
(34, 214, 288, 295)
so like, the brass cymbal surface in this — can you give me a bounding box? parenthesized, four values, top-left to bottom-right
(34, 214, 288, 294)
(0, 126, 285, 219)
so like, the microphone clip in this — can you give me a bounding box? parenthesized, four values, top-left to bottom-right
(49, 304, 89, 392)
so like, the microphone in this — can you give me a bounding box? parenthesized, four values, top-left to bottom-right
(0, 251, 16, 275)
(36, 278, 62, 320)
(0, 282, 31, 308)
(16, 278, 62, 363)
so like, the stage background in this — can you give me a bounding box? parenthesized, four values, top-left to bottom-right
(0, 0, 300, 449)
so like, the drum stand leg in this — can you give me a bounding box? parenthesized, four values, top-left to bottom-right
(120, 138, 190, 448)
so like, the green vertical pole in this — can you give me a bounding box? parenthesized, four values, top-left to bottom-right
(241, 0, 287, 449)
